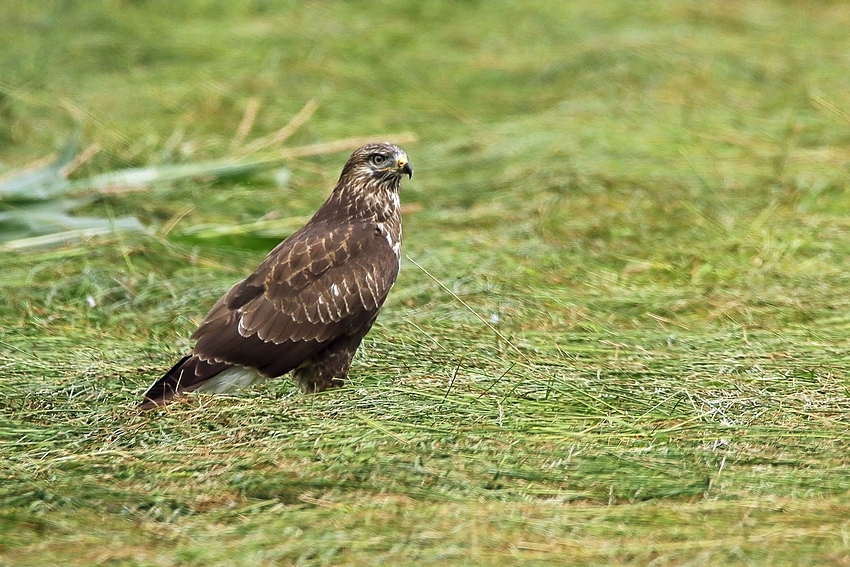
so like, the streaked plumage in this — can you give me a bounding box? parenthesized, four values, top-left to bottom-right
(139, 143, 412, 409)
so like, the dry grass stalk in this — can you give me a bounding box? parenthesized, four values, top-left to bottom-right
(279, 132, 417, 159)
(0, 153, 57, 184)
(59, 143, 102, 178)
(240, 99, 320, 154)
(230, 97, 261, 152)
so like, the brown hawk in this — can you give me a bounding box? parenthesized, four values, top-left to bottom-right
(139, 143, 411, 409)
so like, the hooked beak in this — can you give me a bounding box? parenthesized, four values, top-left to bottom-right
(397, 157, 413, 179)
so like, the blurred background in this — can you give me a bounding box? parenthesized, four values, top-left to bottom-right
(3, 1, 850, 564)
(4, 1, 849, 330)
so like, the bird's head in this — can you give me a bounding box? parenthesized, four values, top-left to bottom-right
(339, 143, 413, 187)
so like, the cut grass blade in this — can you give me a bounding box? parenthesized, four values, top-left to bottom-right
(0, 137, 76, 200)
(1, 127, 417, 247)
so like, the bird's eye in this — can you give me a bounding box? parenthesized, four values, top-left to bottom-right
(369, 154, 387, 167)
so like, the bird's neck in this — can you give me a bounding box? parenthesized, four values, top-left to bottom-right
(323, 180, 401, 225)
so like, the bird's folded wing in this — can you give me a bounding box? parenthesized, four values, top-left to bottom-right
(190, 221, 399, 363)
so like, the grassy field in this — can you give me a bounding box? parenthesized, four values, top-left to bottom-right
(3, 1, 850, 564)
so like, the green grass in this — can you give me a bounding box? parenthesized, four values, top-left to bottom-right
(3, 0, 850, 564)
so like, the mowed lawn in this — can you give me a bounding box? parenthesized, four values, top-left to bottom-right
(2, 1, 850, 565)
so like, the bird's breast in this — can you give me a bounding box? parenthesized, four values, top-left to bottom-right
(375, 220, 402, 259)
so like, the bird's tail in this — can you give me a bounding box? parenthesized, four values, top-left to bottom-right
(138, 354, 228, 410)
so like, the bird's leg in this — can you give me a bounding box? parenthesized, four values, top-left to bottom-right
(292, 330, 368, 393)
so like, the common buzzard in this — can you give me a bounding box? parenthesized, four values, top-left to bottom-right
(139, 142, 412, 409)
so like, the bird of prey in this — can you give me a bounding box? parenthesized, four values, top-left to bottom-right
(139, 142, 412, 409)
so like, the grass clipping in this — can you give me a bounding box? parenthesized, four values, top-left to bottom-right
(0, 99, 415, 251)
